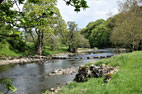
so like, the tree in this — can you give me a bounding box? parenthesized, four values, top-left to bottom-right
(22, 0, 65, 55)
(0, 0, 73, 56)
(111, 0, 142, 51)
(81, 19, 112, 48)
(89, 23, 111, 48)
(81, 19, 105, 39)
(0, 1, 22, 36)
(46, 35, 61, 51)
(0, 0, 88, 12)
(67, 21, 90, 53)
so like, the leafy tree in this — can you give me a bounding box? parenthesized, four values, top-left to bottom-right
(81, 19, 105, 39)
(111, 0, 142, 51)
(0, 1, 22, 36)
(67, 21, 90, 53)
(0, 0, 88, 12)
(46, 35, 61, 51)
(22, 0, 66, 55)
(81, 19, 112, 48)
(64, 0, 88, 11)
(89, 23, 111, 48)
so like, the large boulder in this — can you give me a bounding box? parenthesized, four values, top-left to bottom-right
(74, 64, 118, 83)
(74, 66, 89, 82)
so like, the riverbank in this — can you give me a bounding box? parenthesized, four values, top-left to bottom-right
(0, 48, 122, 66)
(54, 51, 142, 94)
(0, 46, 68, 66)
(0, 48, 93, 66)
(0, 58, 44, 66)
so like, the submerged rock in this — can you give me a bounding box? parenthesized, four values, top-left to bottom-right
(48, 67, 77, 76)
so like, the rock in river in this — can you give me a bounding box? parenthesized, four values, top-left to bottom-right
(48, 67, 77, 76)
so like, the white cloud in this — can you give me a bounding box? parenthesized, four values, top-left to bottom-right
(57, 0, 125, 28)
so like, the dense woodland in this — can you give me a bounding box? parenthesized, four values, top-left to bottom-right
(81, 0, 142, 51)
(0, 0, 142, 57)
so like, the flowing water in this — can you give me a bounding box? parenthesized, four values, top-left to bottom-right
(0, 49, 117, 94)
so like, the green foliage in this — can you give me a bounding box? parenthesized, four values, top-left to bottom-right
(81, 19, 112, 48)
(57, 51, 142, 94)
(67, 21, 90, 53)
(0, 41, 22, 57)
(0, 78, 17, 93)
(89, 23, 111, 48)
(111, 0, 142, 51)
(46, 35, 61, 51)
(22, 0, 68, 55)
(0, 0, 87, 56)
(42, 46, 68, 55)
(65, 0, 89, 12)
(43, 90, 50, 94)
(0, 37, 35, 57)
(81, 19, 105, 39)
(0, 0, 88, 12)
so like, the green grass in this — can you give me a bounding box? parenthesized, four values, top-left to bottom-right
(0, 41, 68, 57)
(56, 51, 142, 94)
(0, 42, 23, 57)
(43, 46, 68, 55)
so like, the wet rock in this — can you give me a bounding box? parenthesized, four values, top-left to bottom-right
(100, 56, 106, 58)
(75, 57, 79, 59)
(93, 56, 98, 59)
(48, 67, 77, 76)
(87, 57, 92, 59)
(107, 55, 112, 58)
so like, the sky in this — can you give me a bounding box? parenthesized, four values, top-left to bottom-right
(57, 0, 125, 28)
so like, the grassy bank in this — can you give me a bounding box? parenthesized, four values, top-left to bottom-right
(0, 42, 24, 57)
(0, 41, 68, 57)
(56, 51, 142, 94)
(43, 46, 68, 55)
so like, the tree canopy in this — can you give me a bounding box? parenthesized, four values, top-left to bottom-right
(111, 0, 142, 51)
(0, 0, 88, 12)
(67, 21, 90, 53)
(81, 19, 112, 48)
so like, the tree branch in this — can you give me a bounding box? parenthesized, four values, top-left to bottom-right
(13, 0, 21, 11)
(0, 34, 18, 37)
(63, 0, 74, 7)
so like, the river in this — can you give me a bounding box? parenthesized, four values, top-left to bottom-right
(0, 49, 117, 94)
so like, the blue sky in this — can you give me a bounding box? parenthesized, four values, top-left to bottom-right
(57, 0, 125, 28)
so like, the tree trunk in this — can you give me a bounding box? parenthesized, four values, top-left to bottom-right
(132, 38, 135, 52)
(36, 31, 44, 55)
(68, 45, 72, 52)
(138, 40, 142, 50)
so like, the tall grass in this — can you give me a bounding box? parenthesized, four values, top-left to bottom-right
(57, 51, 142, 94)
